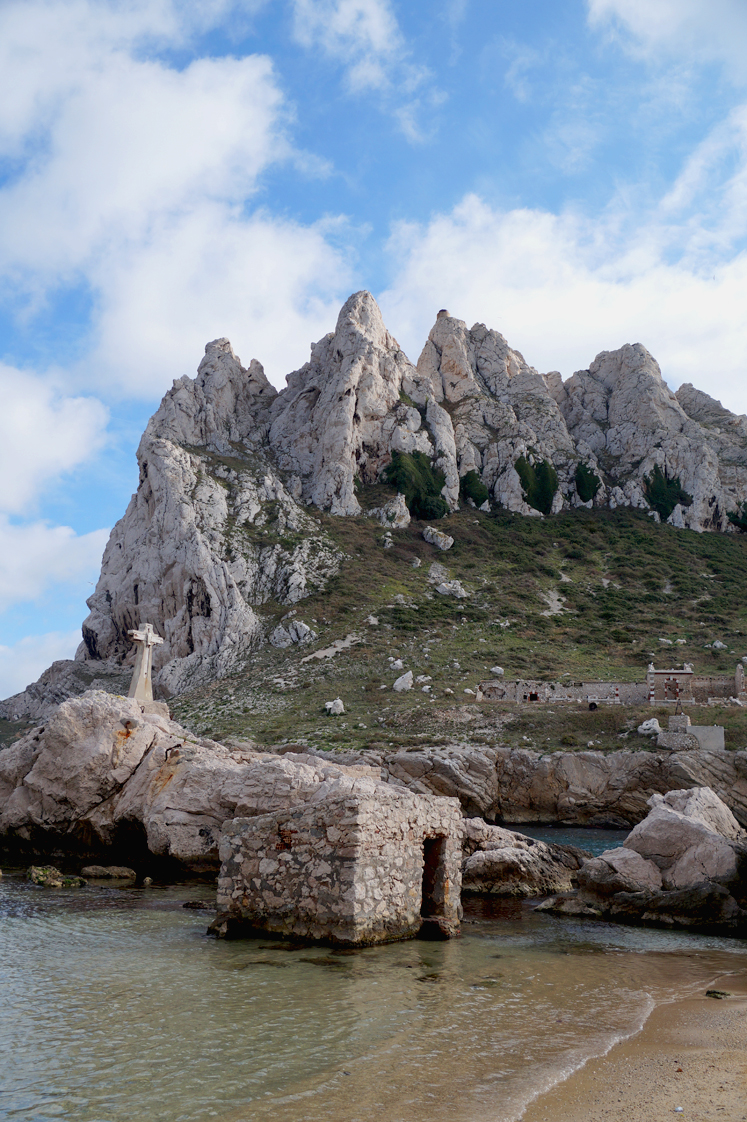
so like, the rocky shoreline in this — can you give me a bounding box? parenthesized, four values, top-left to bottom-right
(2, 688, 745, 941)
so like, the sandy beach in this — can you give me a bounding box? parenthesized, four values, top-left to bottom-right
(522, 971, 747, 1122)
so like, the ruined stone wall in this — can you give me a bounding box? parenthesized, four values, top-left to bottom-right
(478, 679, 647, 704)
(692, 675, 738, 703)
(213, 790, 463, 946)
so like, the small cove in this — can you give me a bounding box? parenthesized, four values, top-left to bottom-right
(2, 833, 746, 1122)
(506, 824, 629, 856)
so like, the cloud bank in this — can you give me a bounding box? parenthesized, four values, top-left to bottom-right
(380, 194, 747, 414)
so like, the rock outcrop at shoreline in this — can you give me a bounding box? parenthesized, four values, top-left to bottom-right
(3, 689, 746, 875)
(5, 290, 745, 710)
(544, 787, 747, 933)
(461, 818, 588, 896)
(378, 742, 747, 829)
(3, 691, 746, 937)
(0, 691, 387, 870)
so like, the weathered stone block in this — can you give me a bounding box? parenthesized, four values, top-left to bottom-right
(211, 789, 463, 946)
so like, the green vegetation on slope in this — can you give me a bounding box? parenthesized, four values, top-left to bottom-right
(382, 450, 449, 520)
(643, 464, 693, 521)
(515, 456, 558, 515)
(459, 470, 489, 508)
(574, 462, 601, 503)
(728, 501, 747, 533)
(170, 506, 747, 754)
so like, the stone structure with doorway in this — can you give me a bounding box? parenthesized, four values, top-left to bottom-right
(210, 788, 463, 945)
(646, 663, 694, 703)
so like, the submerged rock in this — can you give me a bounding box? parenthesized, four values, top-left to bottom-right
(28, 866, 86, 888)
(533, 895, 602, 917)
(80, 865, 136, 879)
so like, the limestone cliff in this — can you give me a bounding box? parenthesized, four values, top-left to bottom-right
(4, 290, 747, 710)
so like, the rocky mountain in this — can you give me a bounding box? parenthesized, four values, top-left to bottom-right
(3, 290, 747, 714)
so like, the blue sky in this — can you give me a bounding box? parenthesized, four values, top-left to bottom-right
(1, 0, 747, 697)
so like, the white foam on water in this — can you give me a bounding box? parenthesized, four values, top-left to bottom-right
(508, 992, 657, 1122)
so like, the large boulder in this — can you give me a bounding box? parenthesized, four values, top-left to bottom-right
(461, 819, 588, 897)
(574, 787, 747, 933)
(624, 787, 746, 890)
(578, 847, 663, 897)
(0, 690, 385, 871)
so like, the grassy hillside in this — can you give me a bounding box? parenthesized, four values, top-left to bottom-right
(171, 501, 747, 753)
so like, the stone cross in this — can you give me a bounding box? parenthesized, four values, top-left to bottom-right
(127, 623, 164, 703)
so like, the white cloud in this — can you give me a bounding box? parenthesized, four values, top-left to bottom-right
(0, 629, 83, 699)
(291, 0, 404, 90)
(0, 5, 289, 286)
(379, 193, 747, 416)
(0, 517, 109, 612)
(587, 0, 747, 80)
(658, 105, 747, 256)
(0, 0, 359, 396)
(0, 365, 108, 513)
(84, 205, 355, 393)
(289, 0, 437, 138)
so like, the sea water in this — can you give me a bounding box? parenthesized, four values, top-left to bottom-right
(1, 865, 746, 1122)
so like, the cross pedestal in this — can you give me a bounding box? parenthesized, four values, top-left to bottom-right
(127, 623, 164, 702)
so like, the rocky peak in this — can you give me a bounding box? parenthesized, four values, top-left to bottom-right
(555, 343, 688, 463)
(676, 384, 747, 445)
(6, 290, 747, 714)
(146, 337, 276, 452)
(268, 290, 416, 515)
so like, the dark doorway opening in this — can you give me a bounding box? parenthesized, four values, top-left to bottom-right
(421, 836, 448, 918)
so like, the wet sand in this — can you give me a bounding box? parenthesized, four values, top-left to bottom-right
(522, 973, 747, 1122)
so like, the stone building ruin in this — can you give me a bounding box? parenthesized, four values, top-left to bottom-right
(478, 662, 746, 707)
(646, 664, 694, 703)
(211, 788, 464, 946)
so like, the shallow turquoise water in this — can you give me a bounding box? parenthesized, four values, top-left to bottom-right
(513, 825, 629, 856)
(2, 866, 746, 1122)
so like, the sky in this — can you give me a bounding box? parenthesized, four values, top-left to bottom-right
(1, 0, 746, 698)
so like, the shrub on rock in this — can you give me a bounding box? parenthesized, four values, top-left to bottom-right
(643, 464, 693, 521)
(574, 462, 601, 503)
(728, 501, 747, 533)
(382, 450, 449, 520)
(459, 470, 489, 508)
(515, 456, 558, 516)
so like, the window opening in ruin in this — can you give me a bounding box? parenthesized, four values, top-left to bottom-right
(421, 836, 448, 918)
